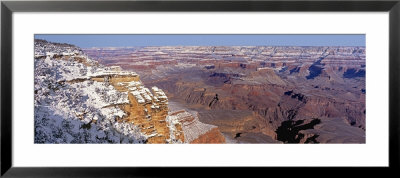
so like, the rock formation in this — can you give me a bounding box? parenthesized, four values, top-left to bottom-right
(167, 103, 225, 143)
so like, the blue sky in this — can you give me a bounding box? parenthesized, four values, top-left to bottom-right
(35, 34, 365, 48)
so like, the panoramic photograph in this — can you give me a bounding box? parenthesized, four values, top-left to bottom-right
(34, 34, 366, 144)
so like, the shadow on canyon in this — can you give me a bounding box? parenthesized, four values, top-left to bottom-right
(275, 118, 321, 143)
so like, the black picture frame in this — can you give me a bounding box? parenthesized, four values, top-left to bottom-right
(1, 0, 399, 177)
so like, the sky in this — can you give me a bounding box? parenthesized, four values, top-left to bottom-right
(34, 34, 365, 48)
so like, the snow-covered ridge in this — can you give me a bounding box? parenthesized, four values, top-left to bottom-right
(34, 40, 152, 143)
(35, 39, 82, 58)
(87, 66, 138, 78)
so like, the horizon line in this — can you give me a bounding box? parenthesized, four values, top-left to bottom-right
(34, 34, 366, 48)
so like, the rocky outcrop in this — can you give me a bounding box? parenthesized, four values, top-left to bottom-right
(167, 105, 225, 143)
(98, 72, 177, 144)
(191, 128, 226, 143)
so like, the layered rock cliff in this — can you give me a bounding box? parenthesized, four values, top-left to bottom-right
(167, 102, 225, 143)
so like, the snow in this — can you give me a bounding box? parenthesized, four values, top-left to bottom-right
(150, 104, 160, 109)
(69, 81, 129, 108)
(46, 52, 55, 57)
(144, 94, 152, 102)
(62, 52, 75, 56)
(86, 67, 138, 78)
(120, 81, 160, 104)
(152, 86, 159, 92)
(165, 113, 183, 143)
(131, 90, 145, 104)
(34, 40, 147, 144)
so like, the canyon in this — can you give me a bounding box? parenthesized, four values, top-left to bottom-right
(83, 46, 366, 143)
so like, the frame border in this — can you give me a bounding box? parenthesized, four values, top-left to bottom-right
(1, 0, 399, 177)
